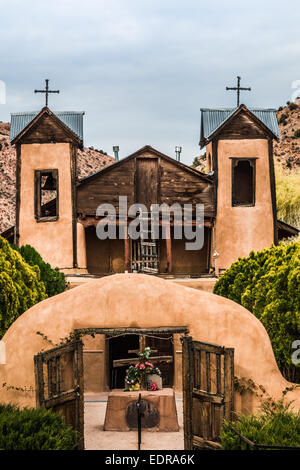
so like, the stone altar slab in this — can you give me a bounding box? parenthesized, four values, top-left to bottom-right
(103, 388, 179, 432)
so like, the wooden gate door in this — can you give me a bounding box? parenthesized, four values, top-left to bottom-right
(132, 239, 159, 273)
(34, 340, 84, 449)
(181, 336, 234, 450)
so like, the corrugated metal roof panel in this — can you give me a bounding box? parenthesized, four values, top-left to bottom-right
(200, 107, 280, 144)
(250, 109, 280, 139)
(10, 110, 84, 142)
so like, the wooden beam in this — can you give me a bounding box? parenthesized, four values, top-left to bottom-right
(192, 436, 222, 450)
(182, 336, 194, 450)
(77, 216, 214, 228)
(113, 355, 173, 368)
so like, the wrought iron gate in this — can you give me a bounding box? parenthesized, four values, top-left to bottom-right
(34, 340, 84, 449)
(181, 336, 234, 450)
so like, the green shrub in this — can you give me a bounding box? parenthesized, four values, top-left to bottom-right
(213, 242, 300, 379)
(0, 236, 46, 338)
(14, 244, 66, 297)
(294, 129, 300, 138)
(221, 399, 300, 449)
(279, 113, 288, 124)
(289, 102, 298, 111)
(0, 403, 78, 450)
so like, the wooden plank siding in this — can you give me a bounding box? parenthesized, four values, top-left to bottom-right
(76, 147, 215, 219)
(159, 158, 214, 215)
(77, 158, 136, 215)
(217, 112, 267, 140)
(136, 157, 159, 207)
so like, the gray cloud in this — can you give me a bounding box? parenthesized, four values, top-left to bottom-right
(0, 0, 299, 163)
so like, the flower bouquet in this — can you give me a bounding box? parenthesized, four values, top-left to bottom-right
(125, 347, 162, 391)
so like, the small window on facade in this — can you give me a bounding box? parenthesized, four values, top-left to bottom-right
(35, 169, 59, 221)
(232, 159, 255, 206)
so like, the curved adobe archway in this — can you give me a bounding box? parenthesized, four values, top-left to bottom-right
(0, 274, 299, 413)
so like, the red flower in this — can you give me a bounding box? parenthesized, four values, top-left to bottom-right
(150, 382, 159, 391)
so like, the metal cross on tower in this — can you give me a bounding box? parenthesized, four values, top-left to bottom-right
(226, 76, 251, 107)
(34, 79, 59, 107)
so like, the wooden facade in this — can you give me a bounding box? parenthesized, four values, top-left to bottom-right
(77, 146, 215, 275)
(77, 146, 214, 217)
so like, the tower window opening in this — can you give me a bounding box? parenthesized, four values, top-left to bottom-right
(232, 159, 255, 206)
(35, 169, 59, 221)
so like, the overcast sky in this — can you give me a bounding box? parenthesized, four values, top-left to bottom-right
(0, 0, 299, 164)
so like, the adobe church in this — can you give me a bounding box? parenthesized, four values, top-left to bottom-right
(1, 82, 297, 278)
(1, 82, 300, 447)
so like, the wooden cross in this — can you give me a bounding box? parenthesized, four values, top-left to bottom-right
(34, 79, 59, 107)
(226, 76, 251, 107)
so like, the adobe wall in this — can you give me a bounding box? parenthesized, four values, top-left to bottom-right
(215, 139, 274, 271)
(18, 143, 74, 269)
(0, 274, 298, 415)
(77, 222, 87, 270)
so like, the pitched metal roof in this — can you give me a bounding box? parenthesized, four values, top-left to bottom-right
(200, 106, 280, 145)
(10, 109, 84, 142)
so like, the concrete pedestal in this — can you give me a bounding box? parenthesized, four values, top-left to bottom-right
(103, 388, 179, 432)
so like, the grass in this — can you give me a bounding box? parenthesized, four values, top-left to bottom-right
(275, 163, 300, 231)
(221, 398, 300, 449)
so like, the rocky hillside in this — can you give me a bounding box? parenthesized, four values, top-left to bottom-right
(193, 100, 300, 172)
(274, 99, 300, 169)
(0, 122, 114, 232)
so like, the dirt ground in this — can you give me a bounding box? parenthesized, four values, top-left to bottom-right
(84, 392, 184, 451)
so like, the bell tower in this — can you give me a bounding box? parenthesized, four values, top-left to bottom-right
(200, 104, 279, 274)
(11, 100, 85, 271)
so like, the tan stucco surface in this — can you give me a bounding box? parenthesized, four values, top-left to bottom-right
(0, 274, 298, 414)
(215, 139, 274, 270)
(19, 143, 74, 268)
(77, 222, 87, 269)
